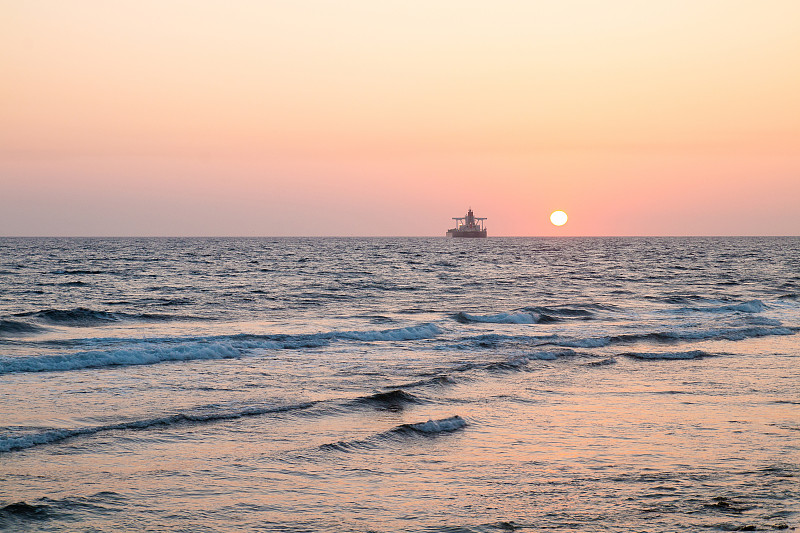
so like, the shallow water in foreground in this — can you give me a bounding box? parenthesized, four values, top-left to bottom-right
(1, 237, 798, 532)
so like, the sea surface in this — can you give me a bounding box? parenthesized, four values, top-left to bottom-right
(1, 237, 798, 532)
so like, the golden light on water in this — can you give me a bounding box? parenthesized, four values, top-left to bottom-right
(550, 210, 568, 226)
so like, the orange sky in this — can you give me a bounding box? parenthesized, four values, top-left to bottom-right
(1, 0, 798, 236)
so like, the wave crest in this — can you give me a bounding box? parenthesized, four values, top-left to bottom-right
(396, 415, 467, 435)
(623, 350, 713, 360)
(336, 323, 441, 341)
(456, 312, 538, 324)
(0, 319, 45, 336)
(12, 308, 184, 327)
(0, 402, 316, 453)
(1, 323, 444, 375)
(354, 389, 422, 411)
(0, 342, 242, 374)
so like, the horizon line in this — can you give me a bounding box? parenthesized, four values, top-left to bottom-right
(1, 235, 797, 239)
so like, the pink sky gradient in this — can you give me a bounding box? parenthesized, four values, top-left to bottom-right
(2, 1, 798, 236)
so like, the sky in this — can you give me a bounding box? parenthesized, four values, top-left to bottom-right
(1, 0, 799, 236)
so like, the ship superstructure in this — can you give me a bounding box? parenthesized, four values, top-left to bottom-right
(446, 208, 487, 238)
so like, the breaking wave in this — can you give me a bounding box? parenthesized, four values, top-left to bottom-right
(0, 323, 443, 374)
(0, 342, 243, 374)
(394, 415, 468, 435)
(456, 312, 538, 324)
(0, 402, 316, 454)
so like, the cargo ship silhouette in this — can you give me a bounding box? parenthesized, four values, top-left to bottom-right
(446, 208, 487, 238)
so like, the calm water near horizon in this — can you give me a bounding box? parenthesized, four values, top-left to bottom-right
(1, 237, 798, 532)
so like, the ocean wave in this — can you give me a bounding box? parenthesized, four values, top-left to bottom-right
(335, 323, 441, 341)
(352, 389, 422, 411)
(319, 415, 468, 453)
(454, 305, 603, 325)
(649, 294, 726, 305)
(395, 375, 457, 389)
(722, 300, 766, 313)
(611, 326, 795, 343)
(319, 439, 377, 452)
(746, 317, 783, 326)
(441, 333, 560, 350)
(0, 319, 45, 336)
(1, 323, 443, 374)
(537, 325, 796, 350)
(11, 308, 183, 327)
(0, 341, 243, 374)
(0, 501, 51, 520)
(448, 349, 574, 375)
(456, 312, 538, 324)
(0, 402, 316, 453)
(49, 269, 106, 275)
(622, 350, 714, 360)
(550, 337, 612, 348)
(394, 415, 467, 435)
(14, 308, 121, 326)
(667, 299, 767, 315)
(501, 350, 573, 367)
(523, 305, 597, 318)
(583, 357, 617, 367)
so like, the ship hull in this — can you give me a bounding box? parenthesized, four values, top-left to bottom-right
(446, 230, 487, 238)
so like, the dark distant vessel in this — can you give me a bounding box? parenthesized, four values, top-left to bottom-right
(447, 208, 487, 238)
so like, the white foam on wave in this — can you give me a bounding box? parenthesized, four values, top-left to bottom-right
(0, 427, 94, 453)
(405, 415, 467, 434)
(670, 299, 768, 314)
(0, 341, 242, 374)
(552, 337, 611, 348)
(0, 323, 443, 374)
(719, 300, 766, 313)
(458, 312, 538, 324)
(336, 323, 442, 341)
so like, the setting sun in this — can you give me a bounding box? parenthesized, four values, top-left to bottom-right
(550, 210, 568, 226)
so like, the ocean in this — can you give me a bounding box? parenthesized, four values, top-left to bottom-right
(1, 237, 798, 532)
